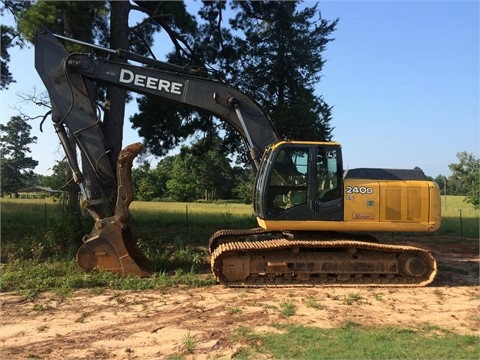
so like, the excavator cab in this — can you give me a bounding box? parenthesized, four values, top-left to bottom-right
(254, 141, 344, 224)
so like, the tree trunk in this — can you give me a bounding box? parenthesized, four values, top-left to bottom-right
(103, 1, 130, 160)
(86, 1, 130, 216)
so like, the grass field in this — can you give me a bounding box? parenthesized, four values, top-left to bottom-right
(1, 195, 478, 240)
(130, 200, 257, 229)
(439, 196, 479, 238)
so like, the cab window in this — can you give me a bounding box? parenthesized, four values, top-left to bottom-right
(267, 147, 308, 209)
(316, 147, 340, 202)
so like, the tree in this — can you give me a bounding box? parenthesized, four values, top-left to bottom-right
(37, 159, 71, 190)
(6, 1, 337, 204)
(157, 135, 248, 202)
(231, 165, 255, 203)
(166, 149, 200, 202)
(0, 1, 30, 89)
(448, 152, 480, 209)
(132, 160, 164, 201)
(227, 1, 337, 142)
(131, 1, 338, 165)
(190, 135, 235, 201)
(9, 1, 194, 205)
(433, 174, 448, 195)
(0, 116, 38, 197)
(1, 24, 18, 89)
(153, 155, 176, 199)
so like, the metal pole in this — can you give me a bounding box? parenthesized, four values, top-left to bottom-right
(459, 209, 463, 241)
(53, 33, 116, 54)
(443, 177, 447, 211)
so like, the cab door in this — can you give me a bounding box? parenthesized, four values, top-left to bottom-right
(255, 142, 343, 221)
(309, 145, 343, 220)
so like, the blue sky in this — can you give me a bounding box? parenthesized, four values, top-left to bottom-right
(1, 1, 478, 177)
(318, 0, 478, 176)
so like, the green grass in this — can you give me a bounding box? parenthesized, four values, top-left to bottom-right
(0, 198, 257, 238)
(1, 198, 59, 239)
(180, 331, 197, 354)
(0, 259, 216, 298)
(439, 196, 479, 237)
(305, 296, 324, 309)
(233, 324, 480, 359)
(440, 195, 479, 213)
(279, 300, 297, 316)
(0, 198, 256, 273)
(130, 201, 256, 229)
(343, 292, 362, 305)
(2, 196, 477, 238)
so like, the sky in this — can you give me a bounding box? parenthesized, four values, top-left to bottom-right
(1, 0, 479, 178)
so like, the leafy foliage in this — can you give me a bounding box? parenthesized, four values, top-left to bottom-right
(188, 135, 236, 200)
(0, 1, 29, 89)
(0, 116, 38, 196)
(0, 259, 215, 296)
(131, 98, 212, 157)
(228, 1, 337, 142)
(448, 152, 480, 209)
(132, 135, 249, 202)
(1, 24, 19, 88)
(167, 149, 202, 202)
(37, 160, 71, 191)
(132, 161, 164, 201)
(15, 1, 108, 42)
(131, 1, 338, 164)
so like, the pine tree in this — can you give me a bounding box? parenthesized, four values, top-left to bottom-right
(0, 116, 39, 197)
(131, 1, 338, 163)
(228, 1, 337, 141)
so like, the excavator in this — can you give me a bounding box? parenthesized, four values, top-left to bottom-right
(34, 25, 441, 287)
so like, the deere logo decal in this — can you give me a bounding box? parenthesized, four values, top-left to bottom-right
(119, 69, 183, 95)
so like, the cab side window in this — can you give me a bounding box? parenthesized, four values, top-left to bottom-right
(316, 148, 340, 202)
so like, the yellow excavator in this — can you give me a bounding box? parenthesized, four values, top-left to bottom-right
(34, 26, 441, 286)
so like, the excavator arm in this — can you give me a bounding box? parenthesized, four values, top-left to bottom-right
(34, 25, 280, 276)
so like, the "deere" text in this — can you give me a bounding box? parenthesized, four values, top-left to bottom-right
(119, 69, 183, 95)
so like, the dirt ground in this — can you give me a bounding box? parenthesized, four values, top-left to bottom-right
(1, 237, 479, 359)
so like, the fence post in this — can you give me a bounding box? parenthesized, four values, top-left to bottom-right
(44, 202, 47, 227)
(459, 209, 463, 241)
(185, 204, 189, 228)
(443, 177, 447, 211)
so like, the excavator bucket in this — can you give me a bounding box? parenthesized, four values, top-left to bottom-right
(76, 143, 152, 277)
(76, 224, 152, 277)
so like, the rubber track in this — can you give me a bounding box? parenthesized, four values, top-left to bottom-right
(210, 230, 437, 288)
